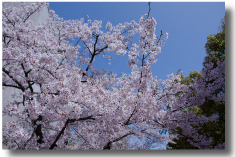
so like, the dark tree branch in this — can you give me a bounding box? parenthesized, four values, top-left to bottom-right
(2, 67, 25, 92)
(25, 82, 35, 91)
(83, 35, 100, 74)
(2, 83, 22, 89)
(23, 5, 43, 23)
(21, 63, 33, 93)
(32, 115, 44, 144)
(77, 116, 96, 121)
(82, 34, 108, 77)
(46, 69, 58, 79)
(103, 141, 112, 150)
(124, 106, 137, 125)
(72, 128, 93, 148)
(93, 35, 99, 54)
(103, 132, 133, 150)
(3, 33, 12, 46)
(95, 45, 108, 55)
(49, 116, 95, 149)
(143, 52, 151, 60)
(154, 119, 166, 128)
(75, 38, 81, 46)
(48, 91, 60, 95)
(23, 131, 35, 149)
(146, 2, 151, 19)
(2, 11, 15, 27)
(49, 119, 70, 149)
(56, 57, 66, 70)
(82, 40, 93, 55)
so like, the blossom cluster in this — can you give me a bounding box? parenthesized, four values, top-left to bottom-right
(2, 2, 224, 150)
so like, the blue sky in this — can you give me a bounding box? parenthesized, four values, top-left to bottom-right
(49, 2, 225, 80)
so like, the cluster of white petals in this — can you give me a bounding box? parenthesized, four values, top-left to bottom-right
(2, 2, 224, 150)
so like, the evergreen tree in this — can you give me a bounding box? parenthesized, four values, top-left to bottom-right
(168, 17, 225, 149)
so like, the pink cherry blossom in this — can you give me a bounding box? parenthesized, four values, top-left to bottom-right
(2, 2, 224, 150)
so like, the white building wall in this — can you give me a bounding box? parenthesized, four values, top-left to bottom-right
(4, 2, 50, 25)
(2, 2, 49, 130)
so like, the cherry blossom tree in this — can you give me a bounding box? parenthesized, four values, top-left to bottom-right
(168, 19, 225, 149)
(2, 2, 224, 150)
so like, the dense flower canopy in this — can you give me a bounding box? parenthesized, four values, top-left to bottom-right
(2, 2, 225, 150)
